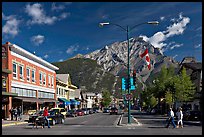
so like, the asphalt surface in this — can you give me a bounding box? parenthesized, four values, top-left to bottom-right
(2, 111, 202, 135)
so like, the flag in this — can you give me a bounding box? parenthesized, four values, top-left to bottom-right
(140, 48, 151, 70)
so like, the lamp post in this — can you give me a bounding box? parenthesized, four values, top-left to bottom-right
(99, 21, 159, 124)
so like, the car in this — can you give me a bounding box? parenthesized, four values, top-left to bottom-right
(183, 110, 202, 121)
(110, 107, 118, 115)
(103, 108, 110, 113)
(93, 108, 99, 113)
(28, 110, 65, 126)
(87, 108, 94, 114)
(82, 108, 89, 115)
(66, 109, 77, 117)
(50, 107, 66, 118)
(76, 109, 84, 116)
(28, 110, 37, 115)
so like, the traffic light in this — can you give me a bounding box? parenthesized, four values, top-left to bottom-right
(133, 70, 136, 85)
(122, 78, 127, 91)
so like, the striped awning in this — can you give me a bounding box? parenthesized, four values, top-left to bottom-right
(70, 99, 80, 105)
(58, 98, 71, 105)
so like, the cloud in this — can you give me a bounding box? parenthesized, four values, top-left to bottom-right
(2, 13, 21, 38)
(31, 35, 45, 46)
(44, 54, 49, 59)
(170, 43, 183, 50)
(51, 2, 65, 11)
(25, 3, 69, 25)
(160, 16, 165, 21)
(173, 54, 178, 59)
(59, 59, 64, 62)
(140, 13, 190, 52)
(194, 44, 202, 48)
(66, 44, 79, 54)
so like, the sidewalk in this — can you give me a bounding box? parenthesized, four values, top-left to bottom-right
(2, 115, 29, 127)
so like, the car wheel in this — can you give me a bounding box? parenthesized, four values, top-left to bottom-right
(61, 118, 65, 124)
(52, 119, 56, 125)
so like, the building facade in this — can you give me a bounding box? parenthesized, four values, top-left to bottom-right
(2, 42, 59, 117)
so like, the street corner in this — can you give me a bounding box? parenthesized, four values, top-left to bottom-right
(2, 121, 27, 127)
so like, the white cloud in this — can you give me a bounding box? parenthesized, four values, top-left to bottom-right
(170, 43, 183, 50)
(25, 3, 69, 25)
(140, 13, 190, 52)
(31, 35, 45, 46)
(160, 16, 165, 21)
(173, 54, 178, 59)
(194, 44, 202, 48)
(59, 59, 64, 62)
(2, 13, 21, 38)
(66, 44, 79, 54)
(44, 54, 49, 59)
(51, 2, 65, 11)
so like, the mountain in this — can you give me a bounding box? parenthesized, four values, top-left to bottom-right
(84, 37, 179, 82)
(52, 58, 116, 93)
(52, 36, 179, 96)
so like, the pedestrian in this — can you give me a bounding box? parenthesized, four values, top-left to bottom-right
(9, 107, 14, 120)
(176, 107, 183, 128)
(13, 107, 18, 121)
(42, 106, 50, 128)
(17, 106, 22, 121)
(166, 107, 176, 128)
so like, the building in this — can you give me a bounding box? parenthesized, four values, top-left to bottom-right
(178, 57, 202, 111)
(2, 42, 59, 117)
(56, 74, 79, 110)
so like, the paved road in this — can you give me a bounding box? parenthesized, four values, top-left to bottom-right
(2, 112, 202, 135)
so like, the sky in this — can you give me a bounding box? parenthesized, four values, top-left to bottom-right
(2, 2, 202, 63)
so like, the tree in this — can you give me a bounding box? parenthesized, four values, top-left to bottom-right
(174, 67, 196, 103)
(101, 89, 112, 107)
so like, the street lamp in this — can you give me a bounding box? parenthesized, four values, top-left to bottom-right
(99, 21, 159, 124)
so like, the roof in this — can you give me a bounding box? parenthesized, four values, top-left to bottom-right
(182, 62, 202, 70)
(56, 74, 69, 83)
(8, 43, 59, 71)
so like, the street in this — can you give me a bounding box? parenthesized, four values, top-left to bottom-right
(2, 111, 202, 135)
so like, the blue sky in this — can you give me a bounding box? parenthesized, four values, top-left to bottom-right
(2, 2, 202, 63)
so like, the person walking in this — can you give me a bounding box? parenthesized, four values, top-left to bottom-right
(17, 106, 22, 121)
(176, 107, 183, 128)
(9, 107, 14, 121)
(42, 106, 50, 128)
(13, 107, 18, 121)
(166, 107, 176, 128)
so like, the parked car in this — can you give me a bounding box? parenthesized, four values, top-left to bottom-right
(183, 110, 202, 121)
(76, 109, 84, 116)
(103, 108, 110, 113)
(82, 108, 89, 115)
(50, 107, 66, 118)
(93, 108, 99, 113)
(87, 108, 94, 114)
(28, 110, 37, 115)
(66, 109, 77, 117)
(28, 110, 65, 126)
(110, 107, 118, 115)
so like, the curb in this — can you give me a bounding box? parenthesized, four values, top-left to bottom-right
(2, 122, 27, 127)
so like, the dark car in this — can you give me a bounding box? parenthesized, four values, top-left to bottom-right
(76, 109, 84, 116)
(110, 107, 118, 115)
(87, 108, 94, 114)
(66, 109, 77, 117)
(183, 110, 202, 121)
(28, 110, 65, 126)
(103, 108, 110, 113)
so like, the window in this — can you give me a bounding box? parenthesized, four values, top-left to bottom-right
(48, 75, 51, 87)
(43, 73, 46, 86)
(40, 72, 43, 85)
(19, 65, 24, 80)
(13, 63, 17, 79)
(32, 69, 36, 83)
(51, 76, 54, 88)
(26, 68, 30, 82)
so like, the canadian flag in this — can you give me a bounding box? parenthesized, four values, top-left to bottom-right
(140, 49, 151, 70)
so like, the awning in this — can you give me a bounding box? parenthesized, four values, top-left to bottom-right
(2, 92, 18, 96)
(2, 68, 12, 74)
(58, 98, 71, 105)
(70, 99, 80, 105)
(14, 97, 44, 103)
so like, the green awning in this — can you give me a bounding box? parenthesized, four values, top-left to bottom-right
(2, 92, 18, 96)
(2, 69, 12, 74)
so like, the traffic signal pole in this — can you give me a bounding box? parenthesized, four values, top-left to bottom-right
(127, 26, 131, 124)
